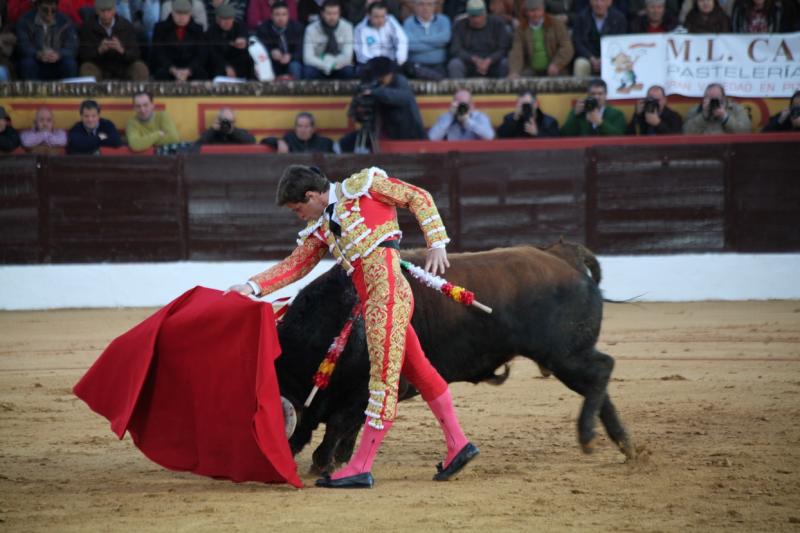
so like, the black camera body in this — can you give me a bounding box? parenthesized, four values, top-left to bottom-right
(520, 102, 534, 122)
(456, 102, 470, 116)
(708, 98, 721, 112)
(643, 97, 659, 114)
(219, 119, 233, 134)
(790, 106, 800, 120)
(584, 96, 598, 113)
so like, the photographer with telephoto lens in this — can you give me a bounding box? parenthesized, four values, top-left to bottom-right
(683, 83, 752, 135)
(762, 90, 800, 133)
(195, 107, 256, 145)
(428, 89, 495, 141)
(561, 78, 626, 137)
(496, 91, 560, 138)
(626, 85, 683, 135)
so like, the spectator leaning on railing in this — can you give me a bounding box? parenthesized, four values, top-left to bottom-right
(302, 0, 357, 80)
(428, 89, 496, 141)
(508, 0, 573, 78)
(21, 106, 67, 153)
(561, 78, 626, 136)
(402, 0, 451, 81)
(126, 91, 181, 152)
(448, 0, 512, 79)
(626, 85, 683, 135)
(683, 83, 751, 134)
(66, 99, 123, 154)
(78, 0, 149, 81)
(262, 111, 337, 153)
(762, 90, 800, 133)
(15, 0, 78, 80)
(0, 106, 21, 153)
(496, 91, 560, 138)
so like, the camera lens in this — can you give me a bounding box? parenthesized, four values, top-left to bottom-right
(456, 102, 469, 115)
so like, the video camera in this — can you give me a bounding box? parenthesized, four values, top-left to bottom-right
(350, 80, 380, 127)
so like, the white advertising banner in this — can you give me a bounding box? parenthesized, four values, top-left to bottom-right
(601, 33, 800, 99)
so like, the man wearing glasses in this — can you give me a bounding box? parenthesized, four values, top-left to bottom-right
(16, 0, 79, 80)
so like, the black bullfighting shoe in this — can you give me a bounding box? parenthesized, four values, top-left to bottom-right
(315, 472, 374, 489)
(433, 442, 480, 481)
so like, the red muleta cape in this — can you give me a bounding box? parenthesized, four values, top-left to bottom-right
(73, 286, 303, 488)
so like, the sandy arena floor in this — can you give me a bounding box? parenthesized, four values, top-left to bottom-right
(1, 300, 799, 532)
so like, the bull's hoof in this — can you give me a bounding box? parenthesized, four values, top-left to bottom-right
(580, 437, 597, 454)
(619, 437, 636, 460)
(308, 462, 332, 476)
(536, 363, 552, 378)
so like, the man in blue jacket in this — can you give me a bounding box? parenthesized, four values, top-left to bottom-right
(67, 100, 123, 155)
(403, 0, 451, 80)
(16, 0, 78, 80)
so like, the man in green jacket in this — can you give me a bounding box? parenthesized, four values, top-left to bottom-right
(561, 79, 626, 136)
(125, 91, 180, 152)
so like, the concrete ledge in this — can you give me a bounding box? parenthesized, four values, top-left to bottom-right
(2, 253, 799, 310)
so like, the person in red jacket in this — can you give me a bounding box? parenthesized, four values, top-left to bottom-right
(229, 165, 479, 488)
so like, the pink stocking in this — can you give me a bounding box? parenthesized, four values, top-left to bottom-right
(331, 420, 393, 480)
(428, 388, 470, 468)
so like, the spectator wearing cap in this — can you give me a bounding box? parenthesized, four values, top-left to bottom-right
(561, 78, 626, 136)
(448, 0, 512, 78)
(126, 91, 181, 152)
(339, 56, 425, 152)
(626, 85, 683, 135)
(255, 1, 305, 80)
(571, 0, 626, 77)
(20, 106, 67, 153)
(629, 0, 677, 31)
(496, 91, 560, 138)
(15, 0, 78, 80)
(302, 0, 357, 80)
(353, 1, 409, 70)
(683, 83, 751, 134)
(160, 0, 209, 30)
(402, 0, 451, 81)
(261, 112, 336, 153)
(508, 0, 572, 78)
(428, 89, 496, 141)
(66, 100, 123, 154)
(151, 0, 209, 80)
(78, 0, 149, 81)
(206, 2, 251, 78)
(762, 90, 800, 133)
(0, 106, 22, 153)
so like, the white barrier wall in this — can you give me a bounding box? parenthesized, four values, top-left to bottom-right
(1, 254, 799, 310)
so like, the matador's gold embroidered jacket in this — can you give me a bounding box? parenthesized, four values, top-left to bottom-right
(249, 167, 450, 296)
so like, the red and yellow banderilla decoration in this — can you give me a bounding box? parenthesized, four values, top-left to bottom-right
(303, 261, 491, 408)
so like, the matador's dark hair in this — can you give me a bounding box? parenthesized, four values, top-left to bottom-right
(276, 165, 330, 206)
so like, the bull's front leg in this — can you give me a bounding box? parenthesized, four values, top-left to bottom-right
(311, 400, 367, 474)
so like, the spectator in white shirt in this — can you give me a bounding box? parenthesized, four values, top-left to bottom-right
(353, 0, 408, 71)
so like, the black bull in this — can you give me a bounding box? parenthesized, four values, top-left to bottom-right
(275, 241, 635, 473)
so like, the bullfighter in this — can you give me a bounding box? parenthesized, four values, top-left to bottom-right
(229, 164, 479, 488)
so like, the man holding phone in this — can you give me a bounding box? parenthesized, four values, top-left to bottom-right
(79, 0, 149, 81)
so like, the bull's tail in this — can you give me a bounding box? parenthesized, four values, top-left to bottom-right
(541, 239, 602, 285)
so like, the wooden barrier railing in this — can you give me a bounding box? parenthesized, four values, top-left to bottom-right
(1, 134, 797, 264)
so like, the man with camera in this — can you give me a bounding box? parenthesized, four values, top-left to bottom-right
(196, 107, 256, 145)
(626, 85, 682, 136)
(762, 90, 800, 133)
(496, 91, 560, 138)
(339, 56, 426, 153)
(561, 79, 625, 137)
(684, 83, 752, 135)
(428, 89, 495, 141)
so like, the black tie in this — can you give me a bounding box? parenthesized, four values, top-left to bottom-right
(325, 203, 341, 237)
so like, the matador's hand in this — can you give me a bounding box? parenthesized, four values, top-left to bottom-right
(425, 247, 450, 276)
(226, 283, 254, 296)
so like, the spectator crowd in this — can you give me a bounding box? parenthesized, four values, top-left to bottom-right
(1, 81, 797, 155)
(0, 0, 798, 82)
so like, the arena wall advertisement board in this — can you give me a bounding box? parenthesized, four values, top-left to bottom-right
(601, 32, 800, 100)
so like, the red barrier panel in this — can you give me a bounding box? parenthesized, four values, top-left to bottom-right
(199, 144, 274, 154)
(100, 146, 154, 156)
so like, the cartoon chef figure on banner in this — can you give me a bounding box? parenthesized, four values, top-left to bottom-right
(608, 42, 649, 94)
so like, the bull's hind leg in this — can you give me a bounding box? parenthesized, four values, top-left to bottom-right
(599, 394, 635, 459)
(548, 348, 615, 454)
